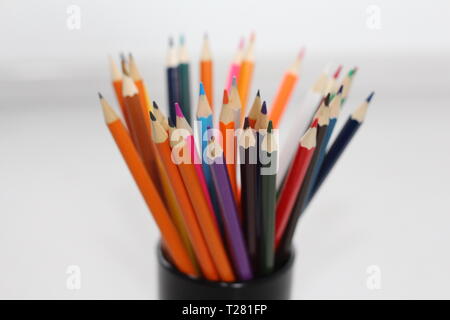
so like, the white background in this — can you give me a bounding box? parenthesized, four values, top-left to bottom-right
(1, 0, 450, 299)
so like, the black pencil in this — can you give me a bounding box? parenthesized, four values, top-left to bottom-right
(260, 120, 277, 275)
(239, 117, 259, 271)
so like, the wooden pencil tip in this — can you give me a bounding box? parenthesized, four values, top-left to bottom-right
(97, 92, 103, 99)
(366, 92, 375, 103)
(261, 101, 267, 114)
(267, 120, 273, 133)
(223, 89, 229, 104)
(152, 101, 159, 109)
(175, 103, 184, 118)
(256, 90, 261, 97)
(149, 111, 157, 121)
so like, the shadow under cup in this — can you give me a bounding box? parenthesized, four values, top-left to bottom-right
(157, 245, 294, 299)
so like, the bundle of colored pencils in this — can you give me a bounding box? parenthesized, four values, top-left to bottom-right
(99, 34, 375, 282)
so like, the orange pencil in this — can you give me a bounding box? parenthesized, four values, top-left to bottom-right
(129, 53, 152, 113)
(200, 34, 213, 110)
(122, 75, 160, 189)
(237, 33, 255, 114)
(109, 56, 129, 128)
(170, 117, 235, 282)
(219, 90, 238, 202)
(269, 48, 305, 127)
(98, 95, 197, 277)
(150, 113, 219, 281)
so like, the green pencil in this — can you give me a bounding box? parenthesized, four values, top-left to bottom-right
(260, 120, 277, 275)
(178, 35, 192, 124)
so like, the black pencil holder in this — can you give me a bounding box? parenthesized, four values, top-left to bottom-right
(157, 245, 294, 300)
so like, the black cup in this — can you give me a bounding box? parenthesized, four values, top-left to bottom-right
(157, 245, 294, 300)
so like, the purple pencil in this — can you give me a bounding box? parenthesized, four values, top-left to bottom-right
(206, 137, 253, 280)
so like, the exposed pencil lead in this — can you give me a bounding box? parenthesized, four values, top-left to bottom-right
(199, 82, 205, 95)
(349, 67, 358, 77)
(152, 101, 159, 109)
(149, 112, 156, 121)
(256, 90, 260, 97)
(261, 101, 267, 114)
(366, 91, 375, 103)
(337, 85, 344, 95)
(311, 118, 319, 128)
(232, 76, 237, 87)
(324, 93, 331, 106)
(267, 120, 273, 133)
(175, 103, 184, 118)
(98, 92, 103, 99)
(168, 118, 175, 128)
(243, 117, 250, 129)
(333, 65, 343, 79)
(223, 89, 229, 104)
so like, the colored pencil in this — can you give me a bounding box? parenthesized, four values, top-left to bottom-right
(166, 37, 180, 123)
(122, 75, 160, 189)
(269, 48, 305, 128)
(248, 90, 262, 129)
(178, 35, 192, 124)
(150, 112, 219, 280)
(310, 92, 374, 199)
(98, 95, 197, 277)
(171, 108, 235, 282)
(259, 120, 277, 275)
(275, 124, 317, 247)
(109, 56, 128, 127)
(152, 101, 170, 132)
(229, 77, 242, 129)
(226, 37, 245, 92)
(239, 118, 258, 271)
(207, 137, 253, 280)
(277, 99, 330, 258)
(238, 33, 255, 112)
(200, 34, 213, 110)
(340, 67, 358, 105)
(306, 87, 343, 205)
(219, 90, 239, 201)
(129, 53, 152, 112)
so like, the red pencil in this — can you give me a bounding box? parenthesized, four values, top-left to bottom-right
(275, 122, 317, 247)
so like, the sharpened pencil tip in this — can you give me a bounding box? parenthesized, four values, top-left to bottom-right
(149, 111, 156, 121)
(168, 118, 175, 128)
(238, 37, 245, 49)
(98, 92, 103, 99)
(199, 82, 205, 96)
(337, 85, 344, 95)
(261, 101, 267, 114)
(120, 52, 126, 62)
(333, 65, 343, 79)
(324, 93, 331, 106)
(311, 118, 319, 128)
(366, 91, 375, 103)
(152, 101, 159, 109)
(175, 103, 184, 117)
(232, 76, 237, 87)
(349, 67, 358, 77)
(267, 120, 273, 133)
(256, 90, 260, 97)
(223, 89, 229, 104)
(243, 117, 250, 129)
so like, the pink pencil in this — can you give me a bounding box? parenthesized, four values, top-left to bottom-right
(226, 37, 245, 92)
